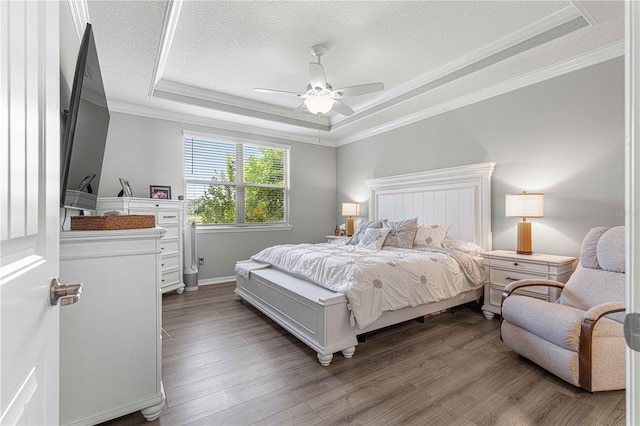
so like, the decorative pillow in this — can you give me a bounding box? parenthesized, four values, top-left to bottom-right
(442, 239, 484, 255)
(382, 217, 418, 249)
(414, 224, 452, 248)
(348, 220, 383, 245)
(357, 228, 391, 250)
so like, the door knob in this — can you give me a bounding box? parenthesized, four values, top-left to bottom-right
(50, 277, 83, 306)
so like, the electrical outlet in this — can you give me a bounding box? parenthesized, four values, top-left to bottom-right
(198, 257, 205, 266)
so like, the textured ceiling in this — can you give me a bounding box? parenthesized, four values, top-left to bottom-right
(85, 0, 624, 146)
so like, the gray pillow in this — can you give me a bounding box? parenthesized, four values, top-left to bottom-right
(382, 217, 418, 249)
(348, 220, 383, 245)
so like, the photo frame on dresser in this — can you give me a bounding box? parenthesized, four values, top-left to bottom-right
(150, 185, 171, 200)
(118, 178, 134, 197)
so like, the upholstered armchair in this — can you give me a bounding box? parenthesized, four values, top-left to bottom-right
(501, 226, 626, 392)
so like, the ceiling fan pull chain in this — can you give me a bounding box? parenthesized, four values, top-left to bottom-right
(317, 113, 322, 146)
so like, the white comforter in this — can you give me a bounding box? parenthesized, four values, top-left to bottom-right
(249, 243, 486, 329)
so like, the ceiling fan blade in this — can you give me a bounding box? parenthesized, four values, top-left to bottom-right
(331, 99, 355, 116)
(309, 63, 326, 91)
(333, 82, 384, 98)
(255, 88, 301, 96)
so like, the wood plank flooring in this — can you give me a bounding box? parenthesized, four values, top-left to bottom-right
(101, 282, 625, 426)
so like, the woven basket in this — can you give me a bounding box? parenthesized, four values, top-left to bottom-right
(71, 215, 156, 231)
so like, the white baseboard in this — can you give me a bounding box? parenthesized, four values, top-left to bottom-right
(198, 276, 236, 286)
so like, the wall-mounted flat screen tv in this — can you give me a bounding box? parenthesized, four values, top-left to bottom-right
(60, 23, 110, 211)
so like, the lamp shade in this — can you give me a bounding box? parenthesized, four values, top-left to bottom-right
(304, 96, 335, 114)
(505, 192, 544, 218)
(341, 202, 360, 217)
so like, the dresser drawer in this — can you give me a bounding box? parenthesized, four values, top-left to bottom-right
(490, 268, 548, 295)
(490, 258, 549, 274)
(128, 208, 158, 217)
(160, 253, 180, 272)
(157, 210, 180, 224)
(161, 269, 181, 287)
(160, 239, 180, 256)
(163, 224, 180, 240)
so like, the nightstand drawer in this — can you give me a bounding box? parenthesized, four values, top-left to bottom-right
(490, 269, 548, 295)
(488, 284, 548, 309)
(490, 258, 549, 274)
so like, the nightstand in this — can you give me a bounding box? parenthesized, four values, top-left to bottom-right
(481, 250, 577, 319)
(326, 235, 350, 243)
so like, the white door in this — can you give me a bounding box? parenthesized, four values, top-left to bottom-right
(0, 1, 60, 425)
(627, 1, 640, 424)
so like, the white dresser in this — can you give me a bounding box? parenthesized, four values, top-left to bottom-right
(59, 228, 165, 425)
(97, 197, 186, 294)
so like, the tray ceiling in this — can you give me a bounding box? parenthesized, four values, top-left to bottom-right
(82, 0, 624, 146)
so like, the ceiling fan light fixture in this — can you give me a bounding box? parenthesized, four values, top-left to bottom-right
(304, 96, 335, 114)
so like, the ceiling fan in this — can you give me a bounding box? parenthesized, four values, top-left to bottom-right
(255, 45, 384, 116)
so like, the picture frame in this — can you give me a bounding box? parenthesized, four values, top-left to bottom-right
(150, 185, 171, 200)
(119, 178, 134, 197)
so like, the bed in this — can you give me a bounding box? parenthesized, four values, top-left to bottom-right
(235, 162, 495, 366)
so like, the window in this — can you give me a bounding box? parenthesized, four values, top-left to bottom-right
(184, 134, 289, 226)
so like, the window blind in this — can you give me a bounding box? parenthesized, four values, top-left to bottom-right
(184, 135, 289, 225)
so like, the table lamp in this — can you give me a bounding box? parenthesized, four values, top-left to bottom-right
(505, 192, 544, 255)
(341, 202, 360, 237)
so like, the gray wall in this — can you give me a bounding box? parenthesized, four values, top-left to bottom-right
(337, 57, 625, 257)
(100, 113, 337, 279)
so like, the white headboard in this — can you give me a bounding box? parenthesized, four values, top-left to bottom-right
(365, 162, 495, 250)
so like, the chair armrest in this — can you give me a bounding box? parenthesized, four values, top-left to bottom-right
(579, 301, 626, 391)
(502, 279, 566, 299)
(583, 302, 626, 322)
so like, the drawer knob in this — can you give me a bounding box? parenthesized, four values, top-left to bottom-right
(506, 277, 519, 281)
(513, 262, 519, 266)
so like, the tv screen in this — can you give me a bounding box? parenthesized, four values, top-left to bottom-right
(60, 23, 110, 211)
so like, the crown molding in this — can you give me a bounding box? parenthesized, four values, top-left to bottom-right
(148, 0, 183, 97)
(330, 5, 583, 131)
(570, 0, 597, 26)
(66, 0, 90, 43)
(154, 80, 330, 128)
(336, 41, 624, 146)
(107, 100, 338, 147)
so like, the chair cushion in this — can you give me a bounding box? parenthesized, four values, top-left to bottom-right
(596, 226, 625, 273)
(558, 265, 626, 323)
(580, 227, 608, 270)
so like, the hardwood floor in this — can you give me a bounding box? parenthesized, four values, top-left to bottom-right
(102, 283, 625, 426)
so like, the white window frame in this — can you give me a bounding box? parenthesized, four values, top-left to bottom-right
(184, 131, 291, 232)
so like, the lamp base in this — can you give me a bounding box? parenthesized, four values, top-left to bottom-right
(516, 220, 533, 255)
(346, 217, 354, 237)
